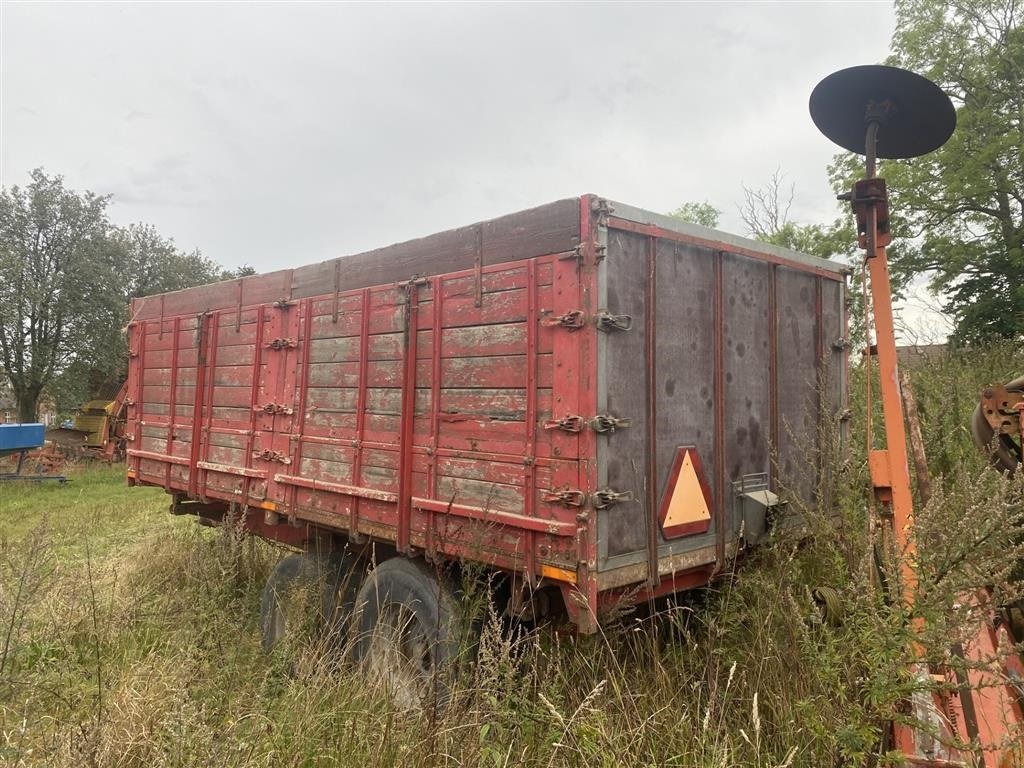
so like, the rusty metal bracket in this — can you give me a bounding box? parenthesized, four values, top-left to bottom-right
(257, 403, 294, 416)
(832, 337, 850, 351)
(397, 275, 429, 290)
(265, 337, 297, 350)
(591, 488, 633, 509)
(590, 196, 614, 225)
(595, 311, 633, 332)
(253, 449, 291, 464)
(543, 415, 585, 433)
(543, 488, 587, 507)
(980, 385, 1024, 436)
(561, 241, 607, 264)
(272, 299, 296, 309)
(540, 310, 586, 330)
(589, 414, 631, 433)
(840, 178, 891, 252)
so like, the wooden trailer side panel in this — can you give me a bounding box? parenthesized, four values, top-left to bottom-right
(126, 252, 588, 584)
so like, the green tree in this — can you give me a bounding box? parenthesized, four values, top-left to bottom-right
(846, 0, 1023, 343)
(0, 170, 113, 422)
(1, 169, 241, 419)
(668, 200, 722, 229)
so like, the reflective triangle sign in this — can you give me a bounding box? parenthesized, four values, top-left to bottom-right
(659, 446, 713, 538)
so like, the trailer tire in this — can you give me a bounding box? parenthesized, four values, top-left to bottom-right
(260, 550, 362, 653)
(352, 557, 465, 710)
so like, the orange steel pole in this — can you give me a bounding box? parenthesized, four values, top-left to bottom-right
(865, 237, 919, 602)
(860, 126, 919, 606)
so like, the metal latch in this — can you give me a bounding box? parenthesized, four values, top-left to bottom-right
(543, 487, 587, 507)
(591, 488, 633, 509)
(562, 241, 608, 264)
(543, 415, 585, 433)
(595, 311, 633, 332)
(589, 414, 631, 433)
(832, 337, 850, 351)
(253, 449, 291, 464)
(265, 337, 297, 350)
(257, 403, 294, 415)
(540, 310, 586, 330)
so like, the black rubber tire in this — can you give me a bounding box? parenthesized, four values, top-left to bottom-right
(351, 557, 465, 710)
(260, 549, 362, 653)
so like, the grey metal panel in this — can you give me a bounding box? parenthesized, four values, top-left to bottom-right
(654, 240, 717, 511)
(599, 230, 649, 560)
(723, 253, 771, 484)
(775, 268, 820, 504)
(606, 200, 847, 276)
(821, 279, 846, 416)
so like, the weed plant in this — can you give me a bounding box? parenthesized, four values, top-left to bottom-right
(1, 344, 1022, 767)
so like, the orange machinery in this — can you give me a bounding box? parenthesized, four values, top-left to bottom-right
(811, 66, 1023, 767)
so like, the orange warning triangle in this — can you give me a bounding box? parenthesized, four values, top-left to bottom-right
(661, 448, 712, 538)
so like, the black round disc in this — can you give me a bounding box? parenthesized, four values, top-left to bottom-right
(809, 65, 955, 158)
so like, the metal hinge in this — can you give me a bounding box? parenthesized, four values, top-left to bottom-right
(595, 311, 633, 332)
(540, 310, 586, 330)
(543, 415, 585, 433)
(543, 487, 587, 507)
(272, 299, 296, 308)
(253, 449, 291, 464)
(398, 275, 429, 290)
(265, 337, 297, 350)
(832, 337, 850, 351)
(589, 414, 631, 433)
(257, 403, 294, 416)
(592, 488, 633, 509)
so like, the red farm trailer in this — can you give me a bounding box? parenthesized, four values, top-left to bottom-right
(126, 195, 846, 678)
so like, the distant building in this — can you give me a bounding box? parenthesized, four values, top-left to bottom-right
(896, 343, 948, 369)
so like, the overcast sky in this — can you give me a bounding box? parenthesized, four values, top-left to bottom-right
(0, 1, 948, 339)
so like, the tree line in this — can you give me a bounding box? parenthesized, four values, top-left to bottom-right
(0, 169, 251, 423)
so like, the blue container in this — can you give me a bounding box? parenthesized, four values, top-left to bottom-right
(0, 423, 45, 454)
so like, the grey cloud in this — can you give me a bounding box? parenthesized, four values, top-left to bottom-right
(2, 1, 896, 271)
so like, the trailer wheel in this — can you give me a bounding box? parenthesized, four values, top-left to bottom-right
(352, 557, 465, 710)
(260, 550, 362, 653)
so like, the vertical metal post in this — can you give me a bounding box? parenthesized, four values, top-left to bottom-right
(644, 235, 659, 586)
(397, 281, 421, 554)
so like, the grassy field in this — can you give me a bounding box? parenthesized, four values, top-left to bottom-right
(1, 346, 1022, 767)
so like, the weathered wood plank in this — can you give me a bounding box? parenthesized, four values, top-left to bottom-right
(131, 198, 579, 320)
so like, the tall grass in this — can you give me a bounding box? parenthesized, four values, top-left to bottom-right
(1, 345, 1022, 767)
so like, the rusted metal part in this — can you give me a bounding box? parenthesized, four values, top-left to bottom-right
(474, 223, 484, 308)
(591, 488, 632, 509)
(594, 311, 633, 332)
(979, 384, 1024, 437)
(540, 309, 585, 330)
(543, 487, 586, 507)
(900, 370, 932, 507)
(589, 414, 630, 433)
(543, 415, 585, 433)
(265, 337, 297, 350)
(253, 449, 290, 464)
